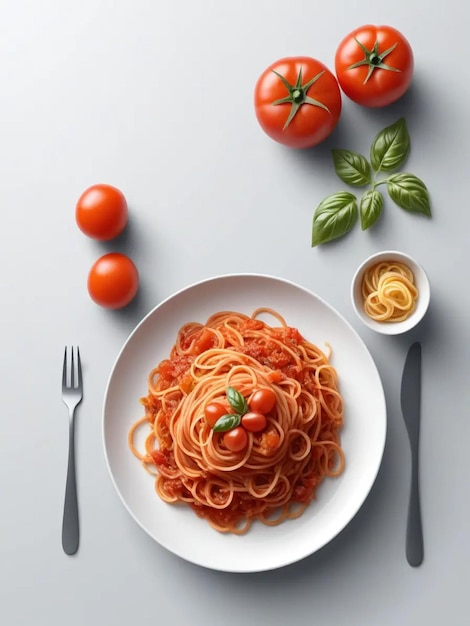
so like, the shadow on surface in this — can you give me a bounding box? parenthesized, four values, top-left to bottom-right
(139, 442, 396, 591)
(88, 211, 162, 329)
(280, 75, 431, 177)
(393, 285, 442, 354)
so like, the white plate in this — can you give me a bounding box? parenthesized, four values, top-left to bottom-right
(103, 274, 386, 573)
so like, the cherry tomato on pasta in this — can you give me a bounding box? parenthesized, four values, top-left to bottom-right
(249, 388, 276, 414)
(76, 183, 128, 240)
(204, 402, 229, 428)
(335, 25, 413, 108)
(224, 427, 248, 452)
(254, 56, 342, 148)
(87, 252, 139, 309)
(241, 411, 267, 433)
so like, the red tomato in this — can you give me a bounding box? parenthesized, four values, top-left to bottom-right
(335, 25, 413, 108)
(224, 427, 248, 452)
(76, 184, 128, 240)
(254, 56, 342, 148)
(250, 388, 276, 414)
(260, 430, 280, 455)
(241, 411, 267, 433)
(268, 370, 283, 384)
(204, 402, 229, 428)
(87, 252, 139, 309)
(150, 449, 171, 468)
(191, 329, 216, 356)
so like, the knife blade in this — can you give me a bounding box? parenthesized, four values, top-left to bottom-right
(400, 341, 424, 566)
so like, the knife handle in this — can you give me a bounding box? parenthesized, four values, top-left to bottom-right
(406, 458, 424, 566)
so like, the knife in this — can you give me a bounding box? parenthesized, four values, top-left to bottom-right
(400, 341, 424, 566)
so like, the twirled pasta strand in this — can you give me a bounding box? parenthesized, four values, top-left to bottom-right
(129, 309, 344, 534)
(362, 261, 418, 322)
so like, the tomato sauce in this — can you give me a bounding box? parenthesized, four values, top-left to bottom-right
(140, 316, 337, 530)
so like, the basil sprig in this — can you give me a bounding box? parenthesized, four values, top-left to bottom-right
(226, 386, 248, 415)
(213, 413, 241, 432)
(332, 149, 371, 186)
(370, 117, 410, 172)
(311, 118, 431, 246)
(386, 173, 431, 215)
(360, 190, 384, 230)
(311, 192, 358, 246)
(212, 387, 248, 432)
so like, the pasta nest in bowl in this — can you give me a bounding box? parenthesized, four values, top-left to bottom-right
(351, 250, 430, 335)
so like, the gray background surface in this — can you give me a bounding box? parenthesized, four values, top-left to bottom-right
(1, 1, 467, 624)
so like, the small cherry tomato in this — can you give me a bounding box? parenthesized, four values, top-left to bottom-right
(241, 411, 267, 433)
(224, 427, 248, 452)
(87, 252, 139, 309)
(335, 24, 413, 108)
(250, 388, 276, 414)
(204, 402, 229, 428)
(76, 183, 128, 240)
(254, 56, 342, 148)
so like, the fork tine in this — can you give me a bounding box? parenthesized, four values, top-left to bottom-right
(70, 347, 75, 388)
(76, 347, 82, 390)
(62, 347, 68, 388)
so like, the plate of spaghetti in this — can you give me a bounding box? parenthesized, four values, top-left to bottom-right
(103, 273, 386, 572)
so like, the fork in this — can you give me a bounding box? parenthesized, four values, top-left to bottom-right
(61, 346, 83, 555)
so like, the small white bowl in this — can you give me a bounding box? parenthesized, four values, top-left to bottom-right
(351, 250, 430, 335)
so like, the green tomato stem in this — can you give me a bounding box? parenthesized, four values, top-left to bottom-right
(347, 39, 400, 84)
(271, 67, 331, 129)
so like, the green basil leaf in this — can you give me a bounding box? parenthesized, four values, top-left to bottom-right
(332, 149, 371, 187)
(386, 173, 431, 216)
(213, 413, 241, 432)
(311, 192, 358, 246)
(360, 190, 384, 230)
(370, 118, 410, 173)
(226, 386, 248, 415)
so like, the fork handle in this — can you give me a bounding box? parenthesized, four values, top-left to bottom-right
(62, 416, 79, 555)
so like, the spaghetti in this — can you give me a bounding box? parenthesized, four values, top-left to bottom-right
(361, 261, 418, 322)
(129, 308, 344, 534)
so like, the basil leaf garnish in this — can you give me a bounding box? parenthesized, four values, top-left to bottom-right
(213, 413, 241, 432)
(386, 173, 431, 216)
(311, 192, 358, 246)
(310, 117, 431, 246)
(370, 117, 410, 173)
(332, 149, 371, 187)
(226, 386, 248, 415)
(360, 190, 384, 230)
